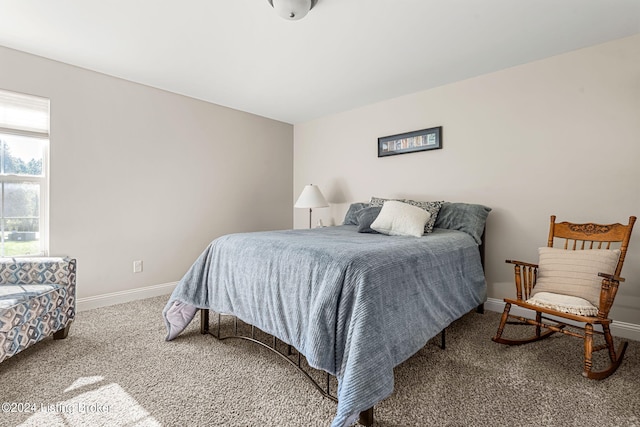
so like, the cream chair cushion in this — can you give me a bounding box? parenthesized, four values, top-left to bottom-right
(527, 291, 598, 317)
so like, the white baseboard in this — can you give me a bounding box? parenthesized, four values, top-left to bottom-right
(485, 297, 640, 342)
(77, 281, 177, 312)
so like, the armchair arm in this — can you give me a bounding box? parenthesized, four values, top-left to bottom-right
(0, 257, 77, 334)
(506, 259, 539, 269)
(596, 272, 624, 319)
(505, 259, 539, 301)
(0, 257, 76, 287)
(597, 272, 625, 283)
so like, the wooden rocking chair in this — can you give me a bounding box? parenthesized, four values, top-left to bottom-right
(493, 215, 636, 379)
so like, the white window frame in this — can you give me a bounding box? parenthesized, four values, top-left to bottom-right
(0, 89, 50, 257)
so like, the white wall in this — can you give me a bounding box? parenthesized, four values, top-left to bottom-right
(1, 46, 293, 301)
(293, 35, 640, 325)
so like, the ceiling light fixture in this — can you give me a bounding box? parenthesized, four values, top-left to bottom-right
(267, 0, 318, 21)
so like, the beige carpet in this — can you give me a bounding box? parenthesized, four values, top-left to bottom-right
(1, 295, 639, 427)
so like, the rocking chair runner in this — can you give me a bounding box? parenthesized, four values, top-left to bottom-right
(493, 215, 636, 379)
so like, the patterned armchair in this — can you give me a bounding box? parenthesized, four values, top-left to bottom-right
(0, 257, 76, 363)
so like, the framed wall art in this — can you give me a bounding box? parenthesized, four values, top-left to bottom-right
(377, 126, 442, 157)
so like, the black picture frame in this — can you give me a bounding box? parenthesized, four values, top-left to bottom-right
(377, 126, 442, 157)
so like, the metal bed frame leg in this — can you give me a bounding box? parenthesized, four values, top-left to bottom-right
(359, 407, 374, 426)
(200, 309, 209, 334)
(438, 303, 483, 350)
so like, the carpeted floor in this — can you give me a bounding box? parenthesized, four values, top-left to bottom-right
(1, 295, 639, 427)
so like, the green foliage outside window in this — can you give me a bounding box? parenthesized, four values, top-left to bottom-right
(0, 137, 44, 255)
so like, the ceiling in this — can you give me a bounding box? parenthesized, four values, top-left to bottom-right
(1, 1, 639, 124)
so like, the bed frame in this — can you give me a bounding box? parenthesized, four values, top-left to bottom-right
(199, 304, 483, 425)
(198, 228, 487, 426)
(199, 310, 449, 425)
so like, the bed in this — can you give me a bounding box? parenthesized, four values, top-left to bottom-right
(163, 200, 490, 426)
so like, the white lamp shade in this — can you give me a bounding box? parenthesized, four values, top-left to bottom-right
(271, 0, 312, 20)
(294, 184, 328, 209)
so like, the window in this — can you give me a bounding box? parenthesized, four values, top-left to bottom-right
(0, 89, 49, 257)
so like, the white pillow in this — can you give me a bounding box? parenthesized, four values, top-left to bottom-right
(370, 201, 431, 237)
(531, 247, 620, 307)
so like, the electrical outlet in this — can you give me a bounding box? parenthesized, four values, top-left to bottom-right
(133, 260, 143, 273)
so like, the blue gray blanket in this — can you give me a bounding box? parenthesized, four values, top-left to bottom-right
(163, 225, 486, 426)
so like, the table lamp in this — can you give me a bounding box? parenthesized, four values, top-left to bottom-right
(294, 184, 329, 229)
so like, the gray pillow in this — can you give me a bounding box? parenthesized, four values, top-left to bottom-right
(343, 202, 369, 225)
(356, 206, 382, 233)
(434, 202, 491, 244)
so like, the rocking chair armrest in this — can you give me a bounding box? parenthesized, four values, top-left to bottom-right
(506, 259, 539, 301)
(598, 272, 625, 283)
(505, 259, 539, 269)
(597, 272, 625, 318)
